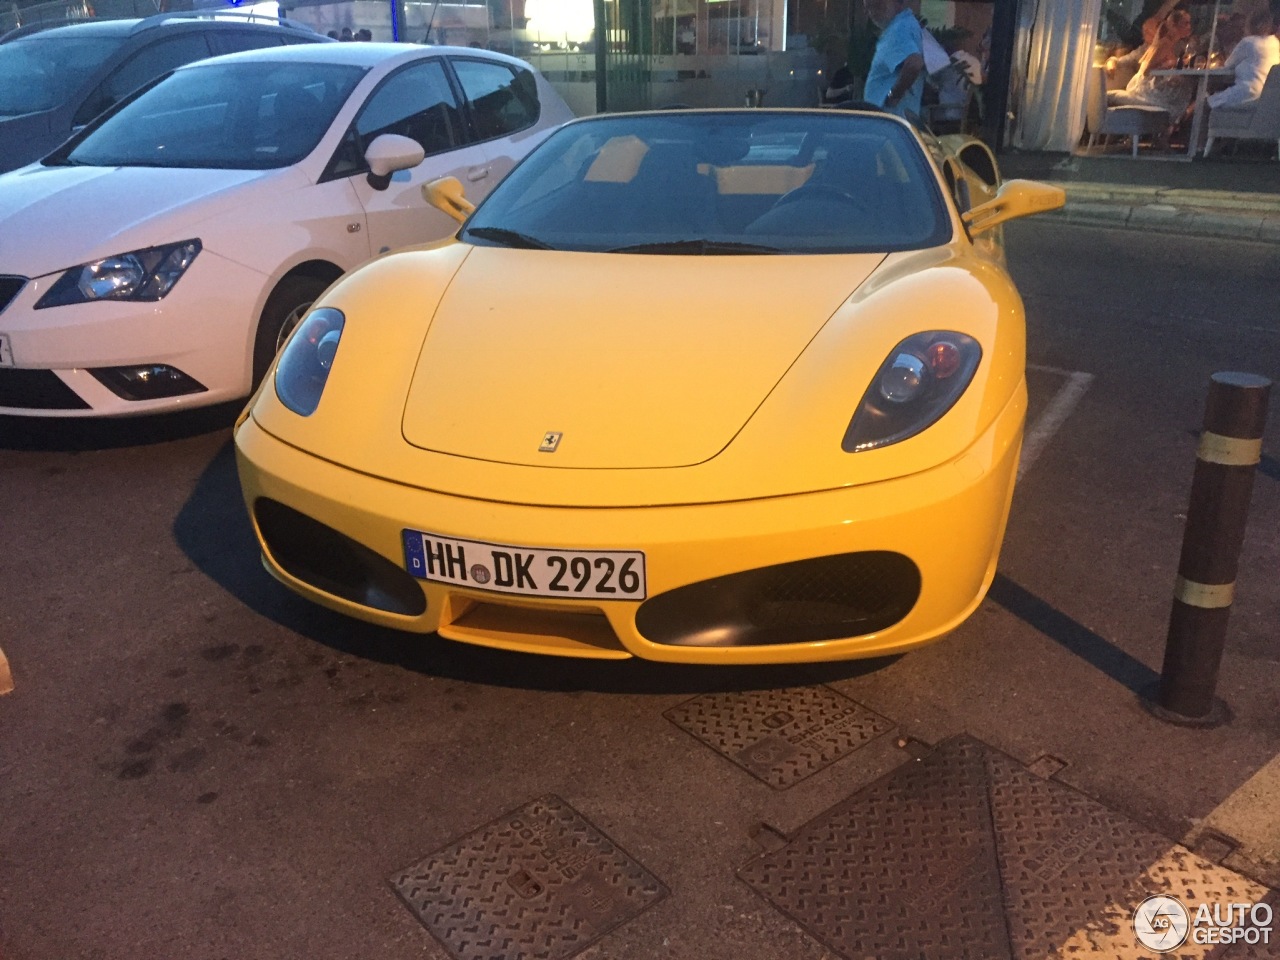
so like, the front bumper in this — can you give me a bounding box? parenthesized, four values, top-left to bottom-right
(234, 389, 1023, 665)
(0, 252, 263, 416)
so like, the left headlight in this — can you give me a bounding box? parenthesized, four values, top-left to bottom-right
(842, 331, 982, 452)
(275, 307, 345, 417)
(35, 239, 202, 309)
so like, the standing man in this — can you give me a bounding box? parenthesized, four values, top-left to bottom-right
(863, 0, 926, 118)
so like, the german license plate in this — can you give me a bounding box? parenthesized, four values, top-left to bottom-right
(402, 530, 646, 600)
(0, 334, 12, 367)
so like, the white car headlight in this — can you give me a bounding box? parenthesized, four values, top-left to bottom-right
(843, 331, 982, 452)
(36, 239, 201, 308)
(275, 307, 345, 417)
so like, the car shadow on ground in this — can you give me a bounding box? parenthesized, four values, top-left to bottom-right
(987, 573, 1159, 696)
(173, 438, 896, 695)
(0, 401, 243, 451)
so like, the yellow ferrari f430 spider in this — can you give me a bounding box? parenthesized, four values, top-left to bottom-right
(234, 108, 1064, 664)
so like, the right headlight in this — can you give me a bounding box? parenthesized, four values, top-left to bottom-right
(275, 307, 345, 417)
(842, 331, 982, 452)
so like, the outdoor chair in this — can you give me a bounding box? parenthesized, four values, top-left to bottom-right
(1084, 66, 1170, 157)
(1205, 65, 1280, 158)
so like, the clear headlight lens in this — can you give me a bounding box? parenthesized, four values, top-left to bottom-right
(35, 239, 202, 308)
(843, 331, 982, 452)
(275, 307, 345, 417)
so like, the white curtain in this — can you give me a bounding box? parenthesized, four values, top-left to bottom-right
(1012, 0, 1104, 152)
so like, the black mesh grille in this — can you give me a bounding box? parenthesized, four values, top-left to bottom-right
(254, 498, 426, 617)
(0, 276, 24, 314)
(0, 369, 90, 410)
(636, 552, 921, 648)
(744, 553, 916, 628)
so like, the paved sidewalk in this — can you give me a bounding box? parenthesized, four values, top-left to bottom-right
(999, 151, 1280, 244)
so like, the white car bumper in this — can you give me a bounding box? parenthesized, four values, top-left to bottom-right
(0, 249, 266, 417)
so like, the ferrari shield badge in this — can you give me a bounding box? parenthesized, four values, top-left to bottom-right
(539, 431, 563, 453)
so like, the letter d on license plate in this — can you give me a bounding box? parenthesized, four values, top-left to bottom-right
(402, 530, 646, 600)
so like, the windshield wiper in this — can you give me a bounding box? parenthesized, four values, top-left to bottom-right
(465, 226, 553, 250)
(606, 239, 782, 255)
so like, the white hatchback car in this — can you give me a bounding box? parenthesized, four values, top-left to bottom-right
(0, 42, 573, 416)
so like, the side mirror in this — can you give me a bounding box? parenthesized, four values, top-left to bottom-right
(364, 133, 425, 191)
(961, 179, 1065, 236)
(421, 176, 476, 224)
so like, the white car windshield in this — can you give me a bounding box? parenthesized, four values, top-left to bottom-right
(0, 35, 121, 116)
(53, 61, 366, 169)
(461, 112, 951, 256)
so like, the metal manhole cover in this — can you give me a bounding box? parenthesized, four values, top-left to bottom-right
(664, 685, 892, 789)
(1220, 895, 1278, 960)
(993, 754, 1271, 960)
(738, 736, 1012, 959)
(391, 795, 667, 960)
(986, 749, 1173, 958)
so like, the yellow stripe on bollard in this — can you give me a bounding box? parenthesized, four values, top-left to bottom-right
(1174, 576, 1235, 609)
(0, 645, 11, 695)
(1197, 431, 1263, 467)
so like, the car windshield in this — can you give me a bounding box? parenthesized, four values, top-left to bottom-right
(0, 35, 121, 116)
(460, 112, 950, 255)
(55, 60, 366, 169)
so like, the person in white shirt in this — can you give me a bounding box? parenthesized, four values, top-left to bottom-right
(1207, 11, 1279, 109)
(932, 36, 983, 128)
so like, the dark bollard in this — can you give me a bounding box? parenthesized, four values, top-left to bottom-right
(1153, 372, 1271, 725)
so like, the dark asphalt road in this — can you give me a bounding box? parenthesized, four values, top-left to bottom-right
(1, 221, 1277, 960)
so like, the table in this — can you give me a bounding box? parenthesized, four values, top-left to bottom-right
(1147, 67, 1234, 158)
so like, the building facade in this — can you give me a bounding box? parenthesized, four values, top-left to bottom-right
(5, 0, 1270, 155)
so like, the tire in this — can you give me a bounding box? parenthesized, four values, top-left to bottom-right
(252, 275, 328, 387)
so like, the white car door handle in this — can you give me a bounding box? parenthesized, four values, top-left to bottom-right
(466, 166, 490, 182)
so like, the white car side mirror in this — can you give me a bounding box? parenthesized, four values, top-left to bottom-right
(365, 134, 426, 191)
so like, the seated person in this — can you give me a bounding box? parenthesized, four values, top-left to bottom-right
(1108, 9, 1196, 122)
(1207, 11, 1279, 109)
(1106, 16, 1162, 86)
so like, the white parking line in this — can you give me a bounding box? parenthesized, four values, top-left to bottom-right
(1020, 365, 1095, 481)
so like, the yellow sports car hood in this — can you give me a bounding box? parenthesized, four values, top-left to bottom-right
(401, 247, 887, 468)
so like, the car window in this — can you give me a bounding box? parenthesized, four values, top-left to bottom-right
(74, 33, 212, 126)
(57, 60, 366, 169)
(353, 58, 462, 158)
(449, 57, 539, 142)
(460, 112, 950, 255)
(0, 35, 121, 117)
(210, 30, 289, 55)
